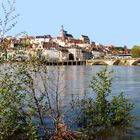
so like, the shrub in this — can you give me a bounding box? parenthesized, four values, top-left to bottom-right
(78, 67, 134, 136)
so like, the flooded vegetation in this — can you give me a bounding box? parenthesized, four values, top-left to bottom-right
(0, 62, 140, 139)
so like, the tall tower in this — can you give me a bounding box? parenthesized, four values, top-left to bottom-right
(59, 25, 67, 38)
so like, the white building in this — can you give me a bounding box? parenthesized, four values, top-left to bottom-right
(67, 45, 83, 60)
(35, 35, 52, 44)
(42, 45, 69, 61)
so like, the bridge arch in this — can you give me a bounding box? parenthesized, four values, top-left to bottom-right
(131, 59, 140, 65)
(113, 59, 121, 65)
(92, 61, 109, 65)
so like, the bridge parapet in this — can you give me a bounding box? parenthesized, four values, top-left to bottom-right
(86, 59, 115, 65)
(86, 58, 140, 66)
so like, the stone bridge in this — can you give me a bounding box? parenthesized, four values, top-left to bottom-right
(86, 58, 140, 66)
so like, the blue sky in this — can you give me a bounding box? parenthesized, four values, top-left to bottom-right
(4, 0, 140, 48)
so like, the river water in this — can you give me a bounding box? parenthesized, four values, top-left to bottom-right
(2, 64, 140, 139)
(56, 65, 140, 139)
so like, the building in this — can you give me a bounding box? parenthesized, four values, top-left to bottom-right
(59, 25, 73, 39)
(43, 42, 69, 61)
(66, 45, 83, 60)
(80, 35, 90, 44)
(35, 35, 52, 44)
(92, 47, 104, 59)
(82, 47, 93, 60)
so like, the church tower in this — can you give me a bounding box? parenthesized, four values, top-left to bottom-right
(59, 25, 67, 38)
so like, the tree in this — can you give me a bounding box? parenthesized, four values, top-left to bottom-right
(0, 59, 77, 139)
(77, 67, 134, 139)
(0, 0, 19, 39)
(0, 0, 19, 59)
(131, 45, 140, 58)
(0, 64, 38, 140)
(22, 60, 76, 139)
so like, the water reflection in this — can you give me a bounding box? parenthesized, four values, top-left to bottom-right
(1, 64, 140, 138)
(53, 65, 140, 138)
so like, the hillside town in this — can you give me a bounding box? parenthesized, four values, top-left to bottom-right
(0, 26, 132, 61)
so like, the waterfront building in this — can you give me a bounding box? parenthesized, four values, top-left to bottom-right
(92, 47, 104, 59)
(43, 42, 69, 61)
(66, 45, 83, 60)
(1, 26, 133, 61)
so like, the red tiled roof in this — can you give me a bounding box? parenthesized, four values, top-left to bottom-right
(43, 42, 68, 52)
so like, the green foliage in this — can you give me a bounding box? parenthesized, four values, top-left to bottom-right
(0, 65, 25, 139)
(78, 67, 134, 135)
(109, 93, 134, 125)
(0, 64, 42, 140)
(131, 45, 140, 58)
(0, 62, 135, 139)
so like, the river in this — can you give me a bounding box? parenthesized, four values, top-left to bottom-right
(2, 64, 140, 139)
(56, 65, 140, 139)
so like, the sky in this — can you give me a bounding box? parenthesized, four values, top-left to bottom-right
(2, 0, 140, 48)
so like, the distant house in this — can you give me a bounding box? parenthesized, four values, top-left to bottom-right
(82, 47, 93, 60)
(80, 35, 90, 44)
(19, 37, 35, 45)
(56, 37, 66, 47)
(14, 43, 27, 50)
(66, 45, 83, 60)
(92, 47, 104, 59)
(35, 35, 52, 43)
(43, 43, 69, 61)
(67, 38, 83, 45)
